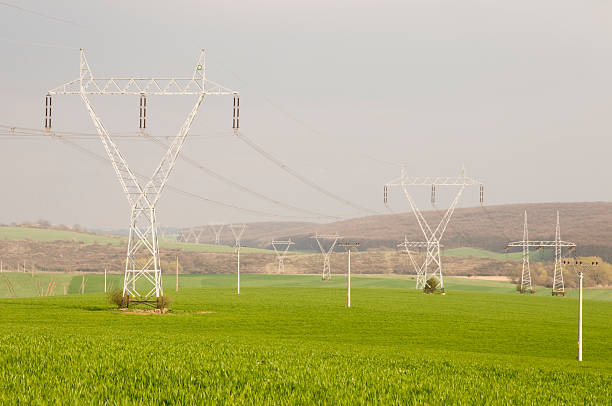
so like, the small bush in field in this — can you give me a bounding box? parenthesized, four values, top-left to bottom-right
(108, 289, 129, 308)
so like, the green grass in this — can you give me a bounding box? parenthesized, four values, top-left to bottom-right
(442, 246, 554, 262)
(2, 272, 611, 302)
(0, 226, 273, 253)
(0, 275, 610, 404)
(0, 226, 121, 244)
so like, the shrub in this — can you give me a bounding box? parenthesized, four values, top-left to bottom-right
(108, 289, 129, 308)
(424, 277, 439, 294)
(156, 294, 172, 310)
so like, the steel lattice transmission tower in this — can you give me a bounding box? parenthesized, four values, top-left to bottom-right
(270, 239, 294, 273)
(398, 239, 443, 289)
(385, 167, 483, 293)
(209, 223, 225, 245)
(46, 49, 238, 302)
(312, 233, 341, 280)
(506, 210, 575, 296)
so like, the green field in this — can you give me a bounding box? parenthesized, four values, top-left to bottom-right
(0, 226, 272, 254)
(442, 246, 556, 262)
(2, 272, 611, 301)
(0, 274, 610, 403)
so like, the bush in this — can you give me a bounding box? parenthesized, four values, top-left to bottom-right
(156, 294, 172, 310)
(424, 277, 439, 294)
(108, 289, 129, 308)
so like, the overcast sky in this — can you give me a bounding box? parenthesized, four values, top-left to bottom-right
(1, 1, 611, 229)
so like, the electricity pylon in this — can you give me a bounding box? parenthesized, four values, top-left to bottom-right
(506, 210, 575, 295)
(270, 239, 294, 273)
(47, 49, 237, 302)
(385, 167, 483, 293)
(398, 238, 443, 289)
(209, 224, 224, 245)
(312, 233, 341, 280)
(230, 223, 246, 294)
(552, 211, 566, 296)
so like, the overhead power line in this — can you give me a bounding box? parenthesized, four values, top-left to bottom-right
(235, 131, 379, 216)
(0, 1, 80, 26)
(54, 136, 331, 221)
(142, 133, 341, 220)
(0, 124, 344, 220)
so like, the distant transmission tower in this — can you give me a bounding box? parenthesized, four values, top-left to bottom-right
(505, 210, 575, 295)
(270, 239, 294, 273)
(209, 224, 225, 245)
(385, 167, 483, 293)
(230, 223, 247, 294)
(312, 233, 341, 280)
(552, 211, 567, 296)
(46, 49, 237, 303)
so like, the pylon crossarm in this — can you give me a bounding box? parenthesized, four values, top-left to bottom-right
(49, 50, 235, 96)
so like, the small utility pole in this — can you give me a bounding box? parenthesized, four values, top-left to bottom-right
(339, 242, 359, 308)
(175, 256, 179, 292)
(565, 259, 598, 362)
(230, 224, 247, 295)
(104, 268, 107, 293)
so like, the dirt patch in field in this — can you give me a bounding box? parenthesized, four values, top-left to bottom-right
(197, 311, 215, 314)
(119, 308, 170, 315)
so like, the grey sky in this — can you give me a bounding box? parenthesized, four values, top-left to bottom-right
(1, 1, 611, 229)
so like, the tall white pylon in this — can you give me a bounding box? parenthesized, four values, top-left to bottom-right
(47, 49, 237, 302)
(385, 167, 483, 293)
(270, 239, 294, 273)
(209, 224, 224, 245)
(506, 210, 575, 296)
(230, 223, 247, 294)
(312, 233, 341, 280)
(520, 210, 533, 294)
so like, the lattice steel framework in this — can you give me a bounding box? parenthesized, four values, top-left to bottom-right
(312, 233, 341, 280)
(270, 239, 294, 273)
(385, 167, 483, 293)
(398, 239, 444, 289)
(506, 210, 575, 296)
(46, 49, 237, 301)
(209, 224, 225, 245)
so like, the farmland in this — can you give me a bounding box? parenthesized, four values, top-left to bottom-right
(0, 274, 610, 403)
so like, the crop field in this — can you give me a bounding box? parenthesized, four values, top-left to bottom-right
(0, 274, 610, 404)
(0, 226, 272, 254)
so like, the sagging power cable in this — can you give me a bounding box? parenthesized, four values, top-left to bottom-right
(235, 130, 379, 216)
(55, 136, 332, 221)
(142, 133, 341, 220)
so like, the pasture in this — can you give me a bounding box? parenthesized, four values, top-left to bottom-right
(0, 274, 610, 403)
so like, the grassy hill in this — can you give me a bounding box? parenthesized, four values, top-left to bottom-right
(0, 276, 610, 403)
(185, 202, 612, 262)
(0, 226, 272, 254)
